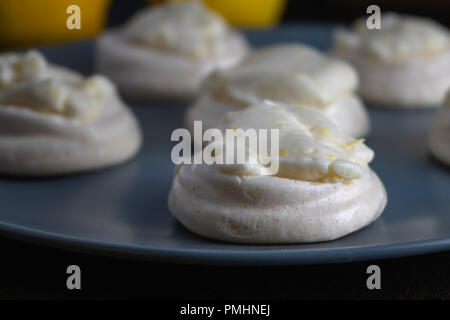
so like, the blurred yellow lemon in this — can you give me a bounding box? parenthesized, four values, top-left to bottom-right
(150, 0, 287, 27)
(0, 0, 111, 49)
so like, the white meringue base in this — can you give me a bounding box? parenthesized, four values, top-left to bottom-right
(0, 94, 142, 176)
(168, 164, 387, 244)
(334, 49, 450, 108)
(429, 107, 450, 165)
(185, 92, 370, 138)
(96, 30, 249, 101)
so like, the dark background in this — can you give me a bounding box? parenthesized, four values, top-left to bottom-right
(106, 0, 450, 28)
(1, 235, 450, 299)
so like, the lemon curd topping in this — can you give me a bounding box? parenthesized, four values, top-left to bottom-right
(0, 51, 115, 120)
(212, 101, 374, 182)
(124, 1, 230, 59)
(334, 13, 450, 60)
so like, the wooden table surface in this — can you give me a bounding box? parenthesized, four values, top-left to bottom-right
(1, 236, 449, 300)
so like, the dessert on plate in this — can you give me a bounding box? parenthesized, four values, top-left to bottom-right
(170, 101, 387, 244)
(186, 44, 370, 138)
(332, 12, 450, 108)
(0, 50, 142, 176)
(429, 91, 450, 165)
(96, 1, 249, 100)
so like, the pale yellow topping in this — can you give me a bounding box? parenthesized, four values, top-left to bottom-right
(334, 13, 450, 60)
(206, 44, 358, 108)
(320, 127, 331, 138)
(338, 139, 365, 150)
(0, 50, 49, 90)
(124, 1, 229, 59)
(211, 101, 374, 182)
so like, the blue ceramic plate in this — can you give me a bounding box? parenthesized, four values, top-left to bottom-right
(0, 25, 449, 265)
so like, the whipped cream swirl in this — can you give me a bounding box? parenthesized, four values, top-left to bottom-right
(209, 101, 374, 182)
(0, 51, 115, 120)
(124, 1, 231, 59)
(334, 13, 450, 61)
(205, 44, 358, 107)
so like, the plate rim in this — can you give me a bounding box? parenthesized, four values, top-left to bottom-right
(1, 220, 450, 266)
